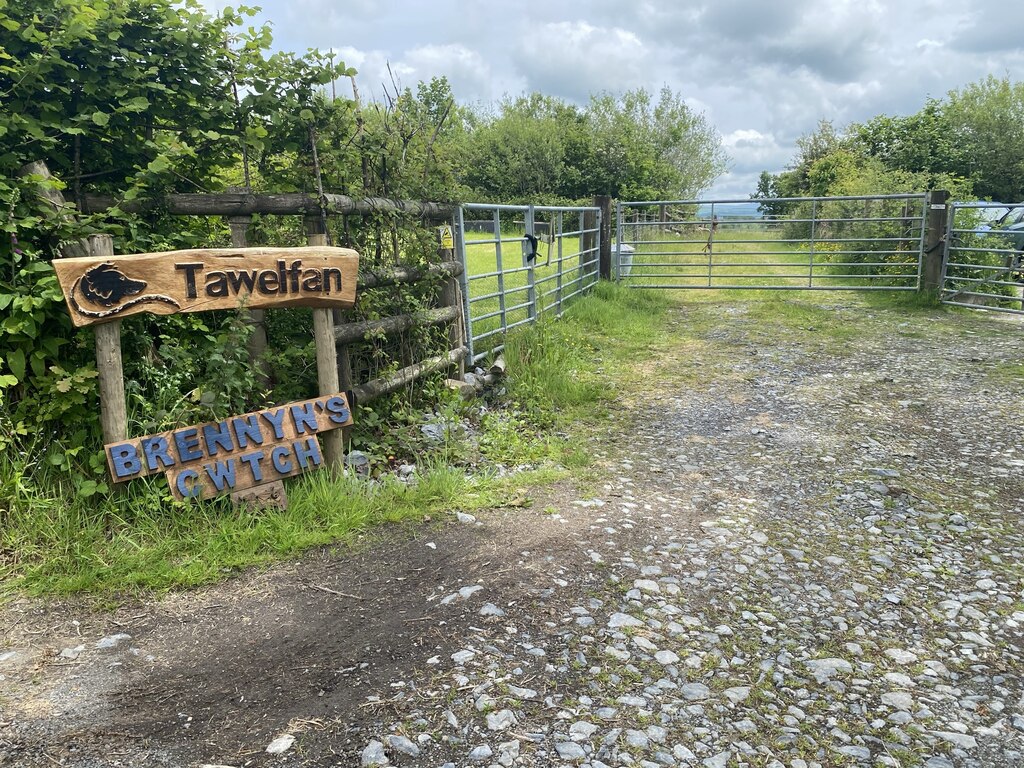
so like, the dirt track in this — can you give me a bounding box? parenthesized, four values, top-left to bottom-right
(2, 296, 1024, 768)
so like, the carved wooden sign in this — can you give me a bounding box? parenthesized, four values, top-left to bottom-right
(53, 246, 359, 327)
(105, 393, 353, 500)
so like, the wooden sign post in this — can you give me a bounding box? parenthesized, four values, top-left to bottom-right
(55, 244, 361, 504)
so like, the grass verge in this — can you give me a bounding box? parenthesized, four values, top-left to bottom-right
(0, 281, 672, 597)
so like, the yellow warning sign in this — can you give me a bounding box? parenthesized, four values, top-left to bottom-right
(438, 225, 454, 250)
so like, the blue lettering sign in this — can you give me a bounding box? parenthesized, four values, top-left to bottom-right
(260, 408, 287, 440)
(173, 427, 202, 462)
(175, 468, 201, 499)
(202, 420, 234, 456)
(141, 435, 174, 471)
(289, 402, 319, 434)
(205, 458, 237, 491)
(293, 436, 322, 469)
(271, 445, 293, 474)
(108, 443, 142, 478)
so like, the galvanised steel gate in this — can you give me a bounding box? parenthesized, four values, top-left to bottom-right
(456, 203, 601, 363)
(941, 201, 1024, 314)
(615, 194, 928, 291)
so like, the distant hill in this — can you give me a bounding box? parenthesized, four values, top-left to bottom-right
(697, 201, 763, 219)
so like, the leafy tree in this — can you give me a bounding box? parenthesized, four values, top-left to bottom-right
(463, 86, 727, 203)
(944, 76, 1024, 201)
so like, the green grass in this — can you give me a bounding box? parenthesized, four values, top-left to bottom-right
(622, 227, 920, 290)
(463, 229, 597, 347)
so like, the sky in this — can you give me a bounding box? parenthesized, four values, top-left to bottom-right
(211, 0, 1023, 199)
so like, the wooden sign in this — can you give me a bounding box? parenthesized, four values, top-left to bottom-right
(104, 393, 353, 500)
(54, 246, 359, 327)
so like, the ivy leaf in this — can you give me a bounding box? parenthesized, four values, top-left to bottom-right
(299, 108, 314, 121)
(91, 111, 110, 126)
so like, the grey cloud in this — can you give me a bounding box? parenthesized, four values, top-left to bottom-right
(949, 16, 1024, 54)
(203, 0, 1024, 196)
(509, 22, 653, 103)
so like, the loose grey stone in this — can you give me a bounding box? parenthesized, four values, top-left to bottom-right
(59, 645, 86, 660)
(468, 744, 493, 762)
(880, 692, 913, 711)
(95, 633, 132, 650)
(680, 683, 711, 701)
(930, 731, 978, 749)
(703, 751, 730, 768)
(265, 734, 295, 755)
(836, 745, 871, 760)
(386, 734, 419, 757)
(608, 612, 645, 629)
(625, 729, 649, 749)
(555, 741, 587, 759)
(569, 721, 599, 740)
(723, 686, 750, 705)
(507, 684, 537, 699)
(479, 602, 505, 617)
(884, 649, 918, 665)
(360, 740, 388, 768)
(804, 657, 852, 682)
(486, 709, 517, 731)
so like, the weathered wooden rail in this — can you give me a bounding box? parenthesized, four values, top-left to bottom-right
(25, 162, 468, 471)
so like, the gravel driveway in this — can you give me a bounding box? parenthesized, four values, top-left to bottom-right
(2, 296, 1023, 768)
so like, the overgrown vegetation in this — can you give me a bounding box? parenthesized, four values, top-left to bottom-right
(0, 283, 671, 595)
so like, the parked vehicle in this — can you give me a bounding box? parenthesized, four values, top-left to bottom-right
(978, 204, 1024, 251)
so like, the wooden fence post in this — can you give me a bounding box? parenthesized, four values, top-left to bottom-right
(595, 195, 612, 280)
(304, 215, 345, 470)
(227, 215, 271, 386)
(921, 189, 950, 293)
(437, 223, 466, 378)
(90, 235, 128, 445)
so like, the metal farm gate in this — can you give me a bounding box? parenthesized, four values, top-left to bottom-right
(455, 203, 601, 363)
(941, 201, 1024, 314)
(615, 194, 929, 291)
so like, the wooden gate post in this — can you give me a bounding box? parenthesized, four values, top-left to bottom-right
(921, 189, 950, 293)
(437, 223, 466, 378)
(304, 215, 345, 470)
(90, 235, 128, 445)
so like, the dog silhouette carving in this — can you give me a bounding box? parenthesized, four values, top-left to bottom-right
(71, 262, 181, 319)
